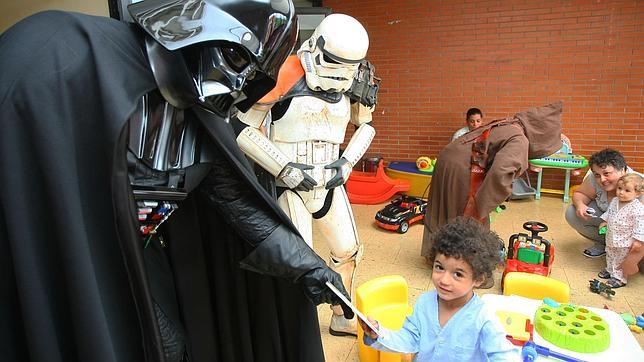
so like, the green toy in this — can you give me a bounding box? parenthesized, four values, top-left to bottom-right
(535, 303, 610, 353)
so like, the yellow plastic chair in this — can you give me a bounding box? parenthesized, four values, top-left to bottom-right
(503, 272, 570, 303)
(356, 275, 414, 362)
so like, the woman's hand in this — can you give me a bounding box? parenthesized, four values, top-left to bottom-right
(358, 316, 379, 339)
(575, 203, 592, 220)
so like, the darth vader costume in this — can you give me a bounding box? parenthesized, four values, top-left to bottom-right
(0, 1, 351, 361)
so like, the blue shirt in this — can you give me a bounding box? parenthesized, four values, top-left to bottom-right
(364, 291, 516, 361)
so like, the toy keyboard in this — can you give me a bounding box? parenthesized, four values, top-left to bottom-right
(529, 153, 588, 169)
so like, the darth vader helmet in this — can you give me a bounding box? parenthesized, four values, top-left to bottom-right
(129, 0, 298, 115)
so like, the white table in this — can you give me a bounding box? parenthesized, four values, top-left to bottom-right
(482, 294, 643, 361)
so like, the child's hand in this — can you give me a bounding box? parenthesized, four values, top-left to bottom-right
(358, 316, 379, 339)
(621, 240, 644, 277)
(598, 222, 607, 235)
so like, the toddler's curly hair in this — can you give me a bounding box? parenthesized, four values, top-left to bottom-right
(619, 173, 644, 193)
(427, 217, 502, 282)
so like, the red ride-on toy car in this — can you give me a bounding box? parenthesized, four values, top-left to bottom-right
(502, 221, 555, 287)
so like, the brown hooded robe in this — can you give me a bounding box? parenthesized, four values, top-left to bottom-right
(421, 101, 563, 257)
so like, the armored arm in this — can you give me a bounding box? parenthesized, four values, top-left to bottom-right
(236, 106, 317, 190)
(325, 103, 376, 189)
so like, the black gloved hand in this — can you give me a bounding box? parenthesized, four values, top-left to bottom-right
(324, 158, 351, 189)
(280, 162, 317, 191)
(300, 267, 355, 320)
(239, 224, 354, 319)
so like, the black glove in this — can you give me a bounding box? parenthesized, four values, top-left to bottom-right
(324, 158, 351, 189)
(240, 224, 354, 319)
(280, 162, 318, 191)
(300, 267, 354, 319)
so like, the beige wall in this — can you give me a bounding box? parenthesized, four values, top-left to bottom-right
(1, 0, 108, 32)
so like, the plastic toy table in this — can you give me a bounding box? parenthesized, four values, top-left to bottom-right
(529, 166, 576, 203)
(481, 294, 643, 361)
(384, 161, 432, 198)
(529, 154, 587, 203)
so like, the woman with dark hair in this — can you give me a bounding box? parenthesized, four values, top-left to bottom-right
(565, 148, 643, 258)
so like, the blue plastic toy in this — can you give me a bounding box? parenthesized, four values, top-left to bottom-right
(521, 341, 586, 362)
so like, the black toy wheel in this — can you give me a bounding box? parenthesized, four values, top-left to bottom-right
(398, 221, 409, 234)
(523, 221, 548, 237)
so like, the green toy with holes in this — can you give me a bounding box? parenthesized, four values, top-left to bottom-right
(534, 303, 610, 353)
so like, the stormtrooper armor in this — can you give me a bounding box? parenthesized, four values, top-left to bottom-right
(236, 13, 378, 336)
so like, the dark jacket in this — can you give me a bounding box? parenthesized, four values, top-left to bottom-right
(0, 11, 324, 362)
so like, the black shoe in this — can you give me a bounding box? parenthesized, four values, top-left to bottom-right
(583, 245, 606, 258)
(597, 270, 611, 279)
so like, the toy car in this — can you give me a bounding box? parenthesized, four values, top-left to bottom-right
(502, 221, 555, 287)
(375, 196, 426, 234)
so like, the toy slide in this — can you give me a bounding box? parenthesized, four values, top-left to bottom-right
(346, 160, 410, 204)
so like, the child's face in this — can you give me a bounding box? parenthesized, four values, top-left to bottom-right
(431, 253, 481, 303)
(466, 114, 483, 130)
(616, 180, 641, 202)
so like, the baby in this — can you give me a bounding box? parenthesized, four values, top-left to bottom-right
(359, 217, 514, 361)
(597, 173, 644, 287)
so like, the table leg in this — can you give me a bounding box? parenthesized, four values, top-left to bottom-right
(535, 169, 542, 200)
(563, 169, 571, 203)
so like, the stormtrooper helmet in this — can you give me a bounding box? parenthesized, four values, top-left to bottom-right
(297, 13, 369, 93)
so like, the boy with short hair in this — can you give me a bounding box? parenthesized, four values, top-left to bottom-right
(452, 108, 484, 141)
(360, 217, 515, 361)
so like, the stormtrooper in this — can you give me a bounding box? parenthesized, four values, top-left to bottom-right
(1, 1, 352, 361)
(236, 13, 379, 336)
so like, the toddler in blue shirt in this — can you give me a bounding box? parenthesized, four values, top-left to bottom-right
(360, 217, 516, 361)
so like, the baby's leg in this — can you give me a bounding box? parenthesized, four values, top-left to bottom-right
(621, 240, 644, 277)
(608, 246, 630, 283)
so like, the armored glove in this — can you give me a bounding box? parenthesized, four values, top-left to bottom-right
(240, 224, 354, 319)
(278, 162, 318, 191)
(324, 158, 352, 189)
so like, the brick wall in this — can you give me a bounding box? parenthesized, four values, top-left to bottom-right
(325, 0, 643, 189)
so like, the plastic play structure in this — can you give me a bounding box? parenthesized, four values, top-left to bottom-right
(356, 275, 413, 362)
(503, 272, 570, 303)
(384, 161, 432, 198)
(503, 221, 555, 287)
(346, 160, 410, 204)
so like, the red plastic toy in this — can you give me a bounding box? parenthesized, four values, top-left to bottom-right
(346, 160, 410, 204)
(502, 221, 555, 287)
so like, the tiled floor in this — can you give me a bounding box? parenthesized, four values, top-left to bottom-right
(313, 195, 644, 361)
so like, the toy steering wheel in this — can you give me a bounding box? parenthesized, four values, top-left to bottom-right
(523, 221, 548, 238)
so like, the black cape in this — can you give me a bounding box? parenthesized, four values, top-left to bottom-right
(0, 11, 323, 362)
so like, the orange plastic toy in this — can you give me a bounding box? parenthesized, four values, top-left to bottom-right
(346, 160, 410, 204)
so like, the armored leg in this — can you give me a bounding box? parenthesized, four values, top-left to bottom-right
(277, 190, 314, 247)
(316, 186, 362, 335)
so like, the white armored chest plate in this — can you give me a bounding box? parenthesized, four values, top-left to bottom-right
(271, 95, 351, 144)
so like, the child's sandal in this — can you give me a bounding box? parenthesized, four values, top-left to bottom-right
(605, 278, 626, 288)
(597, 270, 611, 279)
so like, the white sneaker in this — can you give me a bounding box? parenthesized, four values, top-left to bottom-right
(329, 314, 357, 337)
